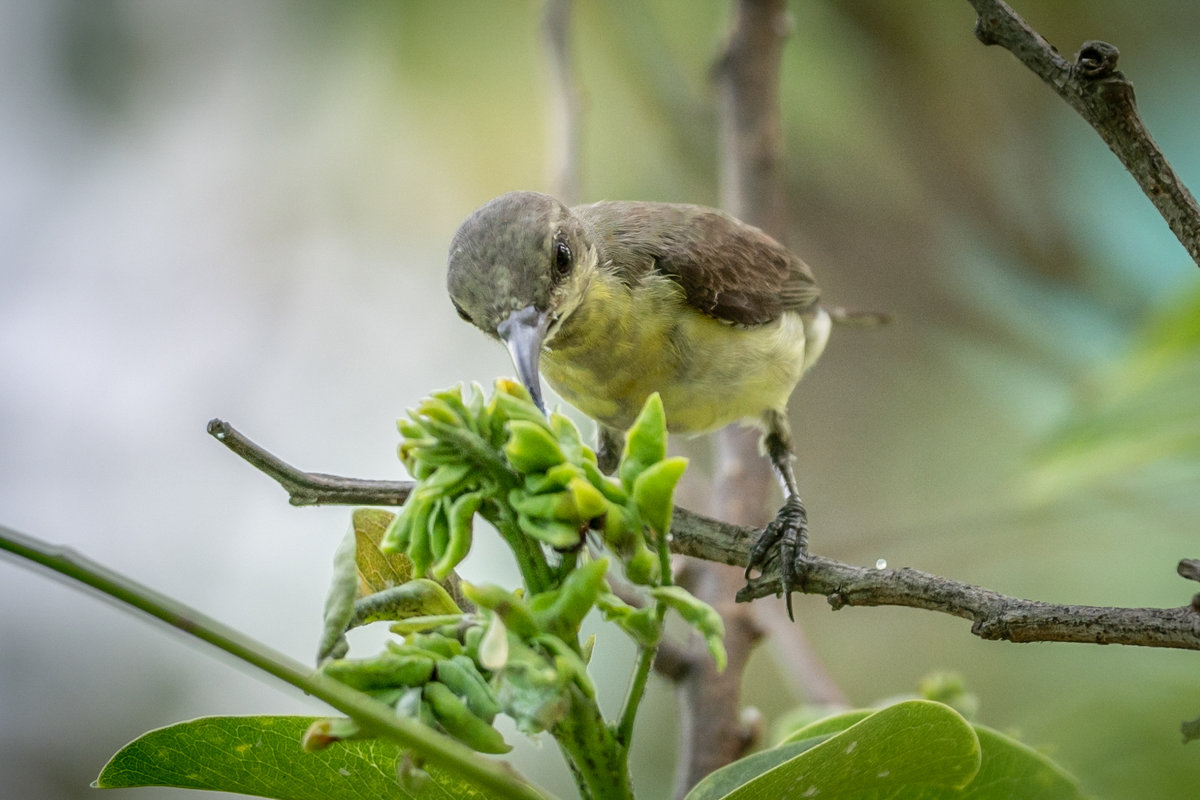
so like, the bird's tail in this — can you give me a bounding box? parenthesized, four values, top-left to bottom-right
(824, 305, 892, 328)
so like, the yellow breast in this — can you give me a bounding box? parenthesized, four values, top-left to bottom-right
(539, 272, 827, 433)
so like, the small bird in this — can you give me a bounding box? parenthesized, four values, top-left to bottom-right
(447, 190, 856, 617)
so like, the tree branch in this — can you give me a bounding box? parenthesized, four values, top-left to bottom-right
(207, 419, 412, 507)
(733, 553, 1200, 651)
(208, 419, 1200, 651)
(542, 0, 583, 205)
(656, 3, 800, 794)
(967, 0, 1200, 268)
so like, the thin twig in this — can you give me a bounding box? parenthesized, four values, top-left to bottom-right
(967, 0, 1200, 268)
(207, 419, 412, 507)
(664, 1, 796, 795)
(542, 0, 583, 205)
(0, 524, 551, 800)
(209, 420, 1200, 651)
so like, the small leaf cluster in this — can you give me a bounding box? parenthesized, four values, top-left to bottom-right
(310, 382, 726, 770)
(381, 379, 687, 590)
(313, 611, 512, 756)
(304, 383, 724, 796)
(311, 552, 610, 757)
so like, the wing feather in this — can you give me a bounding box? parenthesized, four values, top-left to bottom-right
(574, 201, 820, 326)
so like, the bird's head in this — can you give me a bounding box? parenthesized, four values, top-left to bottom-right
(447, 191, 594, 412)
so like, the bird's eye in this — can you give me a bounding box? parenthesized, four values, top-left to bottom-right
(553, 238, 573, 278)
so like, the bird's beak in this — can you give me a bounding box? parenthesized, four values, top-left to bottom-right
(497, 305, 550, 414)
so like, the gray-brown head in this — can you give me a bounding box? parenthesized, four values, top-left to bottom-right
(447, 191, 593, 411)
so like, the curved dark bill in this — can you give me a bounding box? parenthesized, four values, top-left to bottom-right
(497, 305, 549, 414)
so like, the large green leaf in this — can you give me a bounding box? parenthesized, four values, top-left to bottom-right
(687, 700, 980, 800)
(95, 715, 492, 799)
(686, 701, 1084, 800)
(681, 736, 832, 800)
(958, 726, 1082, 800)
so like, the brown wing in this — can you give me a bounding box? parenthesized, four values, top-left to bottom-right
(574, 200, 820, 325)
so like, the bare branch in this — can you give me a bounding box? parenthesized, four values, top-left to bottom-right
(206, 419, 411, 507)
(967, 0, 1200, 268)
(208, 419, 1200, 649)
(542, 0, 584, 205)
(733, 553, 1200, 651)
(653, 2, 802, 794)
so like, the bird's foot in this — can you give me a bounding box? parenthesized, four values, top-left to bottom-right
(744, 494, 809, 620)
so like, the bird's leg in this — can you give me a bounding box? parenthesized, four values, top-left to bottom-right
(744, 410, 809, 620)
(596, 424, 624, 475)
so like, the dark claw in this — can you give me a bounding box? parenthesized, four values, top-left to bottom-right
(744, 494, 808, 620)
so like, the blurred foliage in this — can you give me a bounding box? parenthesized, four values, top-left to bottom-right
(4, 1, 1200, 799)
(1030, 285, 1200, 498)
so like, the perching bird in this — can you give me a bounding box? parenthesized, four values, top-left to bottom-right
(446, 190, 866, 617)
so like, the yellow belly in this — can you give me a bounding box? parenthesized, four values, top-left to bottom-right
(539, 275, 827, 433)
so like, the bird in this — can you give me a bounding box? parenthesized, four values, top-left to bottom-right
(446, 190, 861, 618)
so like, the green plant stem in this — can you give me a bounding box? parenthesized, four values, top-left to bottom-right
(616, 638, 655, 749)
(553, 684, 635, 800)
(617, 522, 676, 747)
(615, 603, 667, 749)
(488, 505, 555, 593)
(0, 524, 552, 800)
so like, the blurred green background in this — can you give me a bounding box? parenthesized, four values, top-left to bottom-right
(2, 2, 1198, 798)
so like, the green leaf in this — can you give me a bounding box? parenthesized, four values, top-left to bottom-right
(352, 508, 413, 594)
(690, 702, 1086, 800)
(494, 658, 569, 736)
(958, 725, 1083, 800)
(595, 589, 661, 646)
(684, 737, 832, 800)
(317, 524, 361, 663)
(650, 585, 726, 671)
(95, 715, 495, 799)
(778, 709, 873, 744)
(685, 700, 979, 800)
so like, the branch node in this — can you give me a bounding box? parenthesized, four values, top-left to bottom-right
(1178, 559, 1200, 584)
(827, 591, 847, 610)
(1073, 39, 1120, 79)
(972, 15, 998, 47)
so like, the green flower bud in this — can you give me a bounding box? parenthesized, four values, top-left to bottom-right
(624, 543, 661, 586)
(632, 456, 688, 535)
(504, 420, 567, 474)
(423, 681, 511, 754)
(461, 582, 538, 639)
(529, 557, 609, 638)
(430, 491, 481, 580)
(515, 511, 583, 549)
(436, 655, 501, 723)
(618, 393, 668, 489)
(320, 653, 436, 692)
